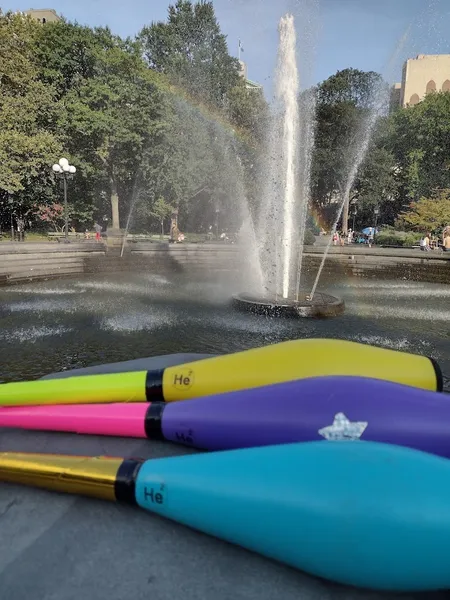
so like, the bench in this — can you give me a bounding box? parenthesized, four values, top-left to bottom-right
(47, 232, 86, 242)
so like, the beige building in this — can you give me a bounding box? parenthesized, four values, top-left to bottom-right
(238, 59, 248, 80)
(238, 59, 263, 91)
(392, 54, 450, 108)
(389, 82, 402, 110)
(24, 8, 61, 24)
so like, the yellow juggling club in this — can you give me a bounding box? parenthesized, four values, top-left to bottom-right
(0, 338, 443, 407)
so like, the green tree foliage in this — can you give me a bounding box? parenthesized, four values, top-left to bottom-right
(396, 189, 450, 234)
(353, 146, 399, 224)
(375, 229, 422, 248)
(130, 97, 224, 234)
(311, 68, 393, 233)
(390, 91, 450, 201)
(32, 21, 118, 98)
(349, 117, 399, 226)
(137, 0, 269, 233)
(30, 19, 170, 230)
(0, 1, 270, 237)
(62, 42, 168, 230)
(316, 68, 384, 109)
(140, 0, 240, 109)
(149, 196, 174, 237)
(0, 12, 61, 212)
(11, 5, 266, 236)
(225, 85, 269, 144)
(6, 5, 450, 243)
(312, 70, 450, 234)
(312, 100, 361, 207)
(144, 98, 214, 210)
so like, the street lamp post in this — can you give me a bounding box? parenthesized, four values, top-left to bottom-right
(170, 205, 179, 243)
(215, 206, 220, 240)
(52, 158, 76, 242)
(374, 207, 380, 230)
(350, 199, 358, 232)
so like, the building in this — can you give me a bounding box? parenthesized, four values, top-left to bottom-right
(245, 79, 263, 91)
(23, 8, 61, 24)
(389, 82, 402, 111)
(238, 59, 263, 92)
(392, 54, 450, 108)
(238, 60, 248, 80)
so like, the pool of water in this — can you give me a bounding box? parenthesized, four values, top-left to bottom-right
(0, 271, 448, 383)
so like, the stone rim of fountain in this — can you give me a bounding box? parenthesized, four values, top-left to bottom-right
(231, 291, 345, 318)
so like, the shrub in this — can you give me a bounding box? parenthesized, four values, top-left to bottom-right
(403, 232, 422, 247)
(304, 229, 316, 245)
(397, 190, 450, 233)
(376, 231, 403, 246)
(376, 229, 422, 247)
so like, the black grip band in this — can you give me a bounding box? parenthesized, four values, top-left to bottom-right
(144, 402, 166, 440)
(430, 357, 444, 392)
(114, 458, 145, 505)
(145, 369, 164, 401)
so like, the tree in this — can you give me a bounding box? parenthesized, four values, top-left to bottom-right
(31, 20, 173, 231)
(139, 0, 268, 223)
(61, 38, 168, 230)
(0, 12, 61, 205)
(139, 0, 241, 109)
(133, 95, 258, 236)
(150, 197, 174, 237)
(32, 21, 118, 98)
(0, 9, 266, 237)
(24, 9, 265, 236)
(33, 201, 93, 232)
(34, 203, 65, 231)
(311, 68, 387, 233)
(396, 189, 450, 234)
(311, 101, 362, 206)
(226, 85, 269, 144)
(146, 98, 213, 210)
(350, 116, 399, 226)
(390, 91, 450, 201)
(316, 68, 384, 109)
(352, 146, 398, 225)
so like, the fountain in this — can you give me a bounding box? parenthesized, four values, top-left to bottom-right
(233, 13, 344, 318)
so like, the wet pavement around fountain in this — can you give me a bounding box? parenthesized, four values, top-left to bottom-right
(0, 271, 449, 600)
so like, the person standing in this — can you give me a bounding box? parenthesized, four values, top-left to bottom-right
(442, 226, 450, 251)
(444, 232, 450, 252)
(94, 222, 102, 242)
(16, 218, 24, 242)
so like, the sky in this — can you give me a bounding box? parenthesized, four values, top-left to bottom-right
(4, 0, 450, 97)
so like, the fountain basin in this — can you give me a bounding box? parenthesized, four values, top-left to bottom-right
(232, 291, 345, 318)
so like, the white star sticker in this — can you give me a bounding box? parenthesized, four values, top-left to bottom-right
(318, 412, 368, 441)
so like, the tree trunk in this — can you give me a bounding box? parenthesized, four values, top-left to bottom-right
(110, 177, 120, 230)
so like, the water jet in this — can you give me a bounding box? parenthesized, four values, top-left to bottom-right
(233, 14, 343, 318)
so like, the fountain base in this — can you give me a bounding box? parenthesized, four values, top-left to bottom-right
(231, 291, 344, 318)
